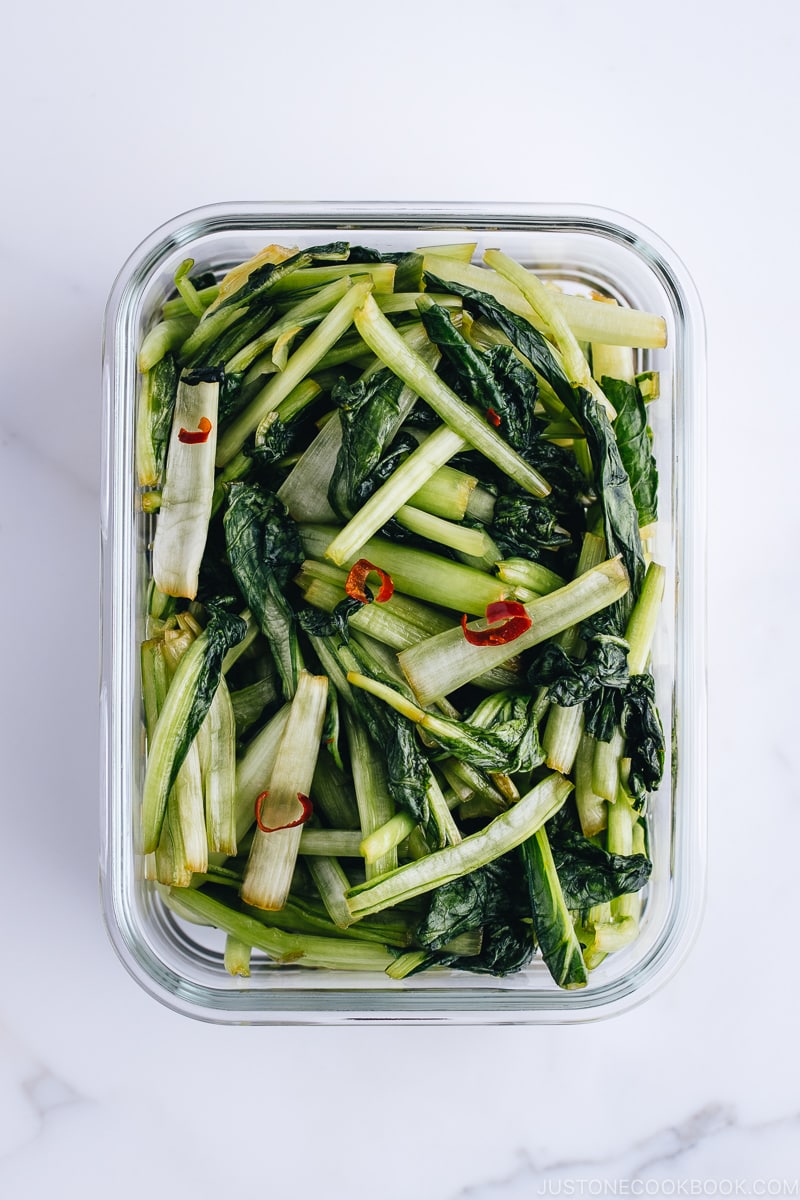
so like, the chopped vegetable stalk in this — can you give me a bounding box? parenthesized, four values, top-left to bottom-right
(197, 677, 237, 856)
(152, 375, 219, 597)
(267, 262, 395, 296)
(347, 772, 573, 918)
(483, 249, 615, 419)
(226, 276, 352, 372)
(574, 732, 608, 837)
(592, 727, 625, 803)
(360, 813, 416, 864)
(155, 741, 207, 886)
(522, 827, 588, 989)
(542, 532, 609, 773)
(344, 709, 397, 879)
(398, 557, 630, 706)
(233, 703, 292, 842)
(224, 936, 252, 977)
(141, 608, 247, 853)
(173, 888, 396, 971)
(138, 317, 197, 373)
(302, 525, 511, 616)
(324, 423, 469, 565)
(416, 241, 478, 261)
(242, 671, 328, 910)
(422, 255, 667, 348)
(495, 557, 566, 596)
(354, 294, 551, 497)
(299, 830, 364, 857)
(408, 465, 477, 520)
(304, 856, 355, 929)
(394, 505, 493, 559)
(216, 279, 373, 467)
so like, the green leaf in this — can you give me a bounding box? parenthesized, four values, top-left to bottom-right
(605, 376, 659, 528)
(223, 483, 304, 699)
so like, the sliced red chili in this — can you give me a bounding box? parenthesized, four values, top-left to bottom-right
(486, 407, 502, 427)
(345, 558, 394, 604)
(178, 416, 213, 444)
(255, 790, 313, 833)
(461, 600, 532, 646)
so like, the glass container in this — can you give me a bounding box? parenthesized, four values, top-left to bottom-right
(101, 203, 706, 1023)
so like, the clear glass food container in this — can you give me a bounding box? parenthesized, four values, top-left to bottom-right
(100, 202, 706, 1024)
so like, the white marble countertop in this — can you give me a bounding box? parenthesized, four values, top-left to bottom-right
(3, 1, 799, 1195)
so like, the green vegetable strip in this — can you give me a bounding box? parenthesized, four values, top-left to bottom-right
(299, 560, 455, 638)
(591, 321, 635, 385)
(377, 292, 461, 315)
(606, 788, 639, 942)
(310, 753, 360, 830)
(277, 412, 343, 523)
(233, 703, 292, 843)
(155, 742, 207, 886)
(483, 249, 614, 419)
(141, 611, 246, 853)
(301, 525, 511, 616)
(592, 728, 625, 803)
(242, 672, 329, 910)
(415, 241, 478, 261)
(216, 279, 373, 467)
(253, 377, 323, 449)
(347, 772, 573, 918)
(343, 709, 397, 879)
(422, 254, 667, 348)
(542, 532, 609, 774)
(626, 562, 666, 675)
(198, 677, 237, 856)
(496, 557, 567, 596)
(299, 830, 364, 857)
(161, 284, 218, 319)
(575, 732, 608, 837)
(426, 770, 462, 848)
(592, 561, 665, 799)
(360, 813, 416, 864)
(221, 609, 257, 673)
(138, 317, 196, 373)
(305, 855, 355, 929)
(225, 277, 352, 373)
(408, 465, 477, 521)
(353, 294, 551, 498)
(394, 505, 492, 559)
(522, 827, 588, 989)
(174, 259, 207, 317)
(324, 424, 468, 564)
(152, 376, 219, 599)
(302, 578, 433, 652)
(224, 936, 252, 977)
(398, 557, 630, 706)
(172, 888, 395, 971)
(268, 262, 395, 296)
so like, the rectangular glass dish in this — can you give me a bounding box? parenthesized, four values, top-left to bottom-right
(100, 202, 706, 1023)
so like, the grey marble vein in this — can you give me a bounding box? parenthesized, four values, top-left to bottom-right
(452, 1104, 800, 1198)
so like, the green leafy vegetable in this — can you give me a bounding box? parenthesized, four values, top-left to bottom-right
(605, 376, 659, 528)
(141, 606, 247, 852)
(223, 483, 304, 699)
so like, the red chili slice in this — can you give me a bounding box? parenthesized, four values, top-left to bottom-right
(255, 790, 313, 833)
(486, 407, 502, 427)
(178, 416, 213, 444)
(460, 600, 532, 646)
(345, 558, 394, 604)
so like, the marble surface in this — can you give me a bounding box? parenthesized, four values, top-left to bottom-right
(3, 1, 799, 1195)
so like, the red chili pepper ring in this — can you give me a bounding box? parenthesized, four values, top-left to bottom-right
(255, 790, 313, 833)
(345, 558, 394, 604)
(178, 416, 213, 444)
(460, 600, 532, 647)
